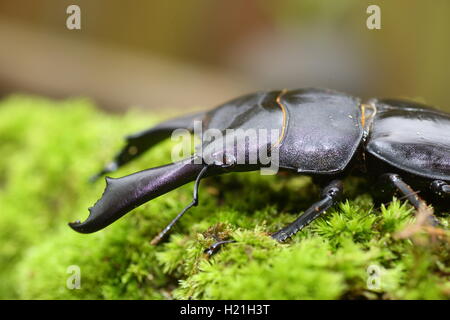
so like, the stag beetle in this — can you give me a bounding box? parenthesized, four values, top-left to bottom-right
(69, 88, 449, 244)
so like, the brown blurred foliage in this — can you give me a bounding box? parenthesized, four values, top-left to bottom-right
(0, 0, 449, 112)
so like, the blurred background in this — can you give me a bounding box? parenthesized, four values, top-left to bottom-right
(1, 0, 449, 112)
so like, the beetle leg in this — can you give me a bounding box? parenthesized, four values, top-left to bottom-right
(150, 164, 211, 245)
(271, 180, 343, 242)
(382, 173, 440, 226)
(90, 111, 205, 182)
(204, 240, 236, 256)
(430, 180, 450, 198)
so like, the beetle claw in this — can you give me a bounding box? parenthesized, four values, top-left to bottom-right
(68, 220, 82, 230)
(71, 157, 207, 234)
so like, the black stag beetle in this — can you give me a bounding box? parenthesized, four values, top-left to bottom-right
(69, 88, 450, 246)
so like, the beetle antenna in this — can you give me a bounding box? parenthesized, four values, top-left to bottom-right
(150, 164, 211, 245)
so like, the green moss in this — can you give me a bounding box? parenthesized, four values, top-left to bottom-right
(0, 94, 448, 300)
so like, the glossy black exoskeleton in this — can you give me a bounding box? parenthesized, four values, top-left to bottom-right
(69, 88, 450, 244)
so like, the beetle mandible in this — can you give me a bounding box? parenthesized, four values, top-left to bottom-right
(69, 88, 450, 244)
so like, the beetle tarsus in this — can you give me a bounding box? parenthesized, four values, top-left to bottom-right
(271, 180, 343, 242)
(204, 240, 236, 256)
(382, 173, 440, 226)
